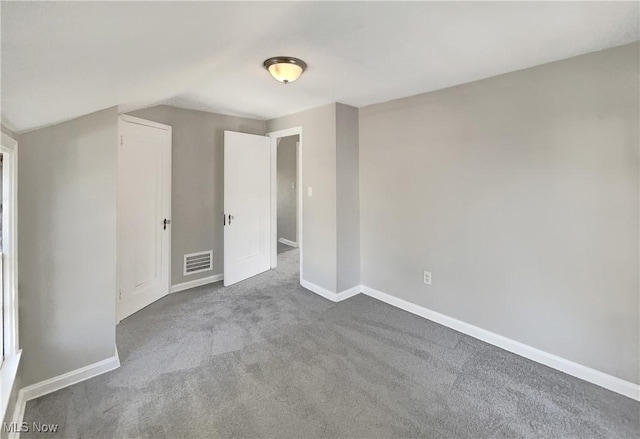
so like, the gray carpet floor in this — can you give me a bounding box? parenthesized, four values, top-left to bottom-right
(277, 241, 297, 255)
(23, 248, 639, 438)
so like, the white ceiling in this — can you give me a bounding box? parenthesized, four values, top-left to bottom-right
(1, 1, 638, 133)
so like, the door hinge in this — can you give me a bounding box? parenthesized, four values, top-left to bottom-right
(120, 135, 123, 146)
(119, 289, 122, 300)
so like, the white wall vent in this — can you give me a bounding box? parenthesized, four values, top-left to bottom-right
(183, 251, 213, 276)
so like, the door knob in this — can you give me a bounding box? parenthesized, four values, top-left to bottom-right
(163, 219, 171, 230)
(228, 214, 234, 225)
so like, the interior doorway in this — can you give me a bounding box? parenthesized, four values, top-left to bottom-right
(117, 115, 172, 321)
(268, 127, 302, 281)
(276, 135, 299, 259)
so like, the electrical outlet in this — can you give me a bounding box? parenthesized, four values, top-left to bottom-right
(307, 186, 313, 197)
(423, 271, 432, 286)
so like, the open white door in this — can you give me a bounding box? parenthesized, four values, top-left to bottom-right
(224, 131, 271, 286)
(118, 116, 171, 321)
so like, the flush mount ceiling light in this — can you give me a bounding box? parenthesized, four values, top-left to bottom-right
(263, 56, 307, 84)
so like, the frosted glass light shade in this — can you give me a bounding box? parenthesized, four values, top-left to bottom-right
(264, 57, 307, 84)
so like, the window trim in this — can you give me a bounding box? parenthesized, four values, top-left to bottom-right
(0, 132, 20, 422)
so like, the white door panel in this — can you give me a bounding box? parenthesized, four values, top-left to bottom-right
(224, 131, 271, 286)
(118, 117, 171, 320)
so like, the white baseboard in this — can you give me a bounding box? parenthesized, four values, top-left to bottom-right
(20, 353, 120, 403)
(300, 280, 361, 303)
(335, 285, 361, 302)
(300, 279, 338, 301)
(9, 350, 120, 439)
(360, 285, 639, 401)
(278, 238, 298, 248)
(171, 273, 223, 293)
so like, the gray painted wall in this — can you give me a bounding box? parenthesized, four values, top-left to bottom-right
(267, 104, 338, 293)
(336, 104, 360, 292)
(277, 135, 298, 244)
(18, 107, 118, 386)
(127, 105, 266, 286)
(359, 43, 639, 383)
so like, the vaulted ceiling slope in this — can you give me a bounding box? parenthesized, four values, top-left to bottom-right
(1, 1, 638, 133)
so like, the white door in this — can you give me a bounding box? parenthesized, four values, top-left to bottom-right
(118, 116, 172, 321)
(224, 131, 271, 286)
